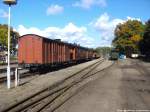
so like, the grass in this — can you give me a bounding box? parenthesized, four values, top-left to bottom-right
(0, 56, 18, 65)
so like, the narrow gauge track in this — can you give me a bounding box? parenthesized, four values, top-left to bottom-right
(0, 60, 98, 84)
(0, 60, 97, 84)
(1, 59, 112, 112)
(0, 67, 18, 73)
(0, 62, 77, 83)
(0, 70, 36, 84)
(0, 62, 17, 66)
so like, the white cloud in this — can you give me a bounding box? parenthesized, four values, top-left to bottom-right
(127, 16, 141, 21)
(0, 9, 8, 18)
(73, 0, 107, 9)
(91, 13, 141, 46)
(47, 5, 64, 15)
(17, 23, 95, 47)
(92, 13, 124, 46)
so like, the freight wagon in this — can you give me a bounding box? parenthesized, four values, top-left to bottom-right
(18, 34, 97, 70)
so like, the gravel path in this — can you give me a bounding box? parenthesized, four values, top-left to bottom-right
(54, 59, 150, 112)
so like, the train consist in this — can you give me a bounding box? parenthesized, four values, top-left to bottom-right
(18, 34, 98, 70)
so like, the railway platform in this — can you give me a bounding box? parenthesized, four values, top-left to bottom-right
(0, 58, 114, 111)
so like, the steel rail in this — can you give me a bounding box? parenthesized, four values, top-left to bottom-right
(1, 59, 107, 112)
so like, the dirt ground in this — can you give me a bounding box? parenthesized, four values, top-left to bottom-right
(0, 59, 101, 111)
(54, 59, 150, 112)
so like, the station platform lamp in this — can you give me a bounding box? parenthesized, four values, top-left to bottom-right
(3, 0, 17, 89)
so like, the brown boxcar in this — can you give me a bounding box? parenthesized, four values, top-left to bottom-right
(18, 34, 43, 65)
(18, 34, 97, 68)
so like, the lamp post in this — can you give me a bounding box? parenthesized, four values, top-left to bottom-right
(3, 0, 17, 89)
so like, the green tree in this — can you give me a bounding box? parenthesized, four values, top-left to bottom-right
(0, 24, 19, 54)
(139, 19, 150, 56)
(113, 20, 145, 56)
(95, 47, 111, 57)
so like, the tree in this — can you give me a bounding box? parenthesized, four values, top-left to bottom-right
(139, 19, 150, 56)
(0, 24, 19, 55)
(95, 47, 111, 57)
(113, 20, 145, 56)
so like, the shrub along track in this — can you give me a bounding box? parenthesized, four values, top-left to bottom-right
(1, 59, 113, 112)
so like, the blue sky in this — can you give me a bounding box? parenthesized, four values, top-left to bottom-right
(0, 0, 150, 48)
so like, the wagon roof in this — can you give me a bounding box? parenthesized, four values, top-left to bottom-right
(19, 34, 93, 50)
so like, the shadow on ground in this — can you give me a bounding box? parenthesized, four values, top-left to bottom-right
(138, 56, 150, 63)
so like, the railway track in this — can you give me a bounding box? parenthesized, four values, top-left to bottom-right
(0, 62, 17, 66)
(0, 69, 36, 84)
(0, 60, 99, 84)
(0, 67, 18, 73)
(1, 59, 113, 112)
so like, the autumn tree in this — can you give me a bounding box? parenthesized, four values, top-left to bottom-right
(0, 24, 19, 54)
(139, 19, 150, 57)
(113, 20, 145, 56)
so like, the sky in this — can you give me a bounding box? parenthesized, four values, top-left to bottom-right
(0, 0, 150, 48)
